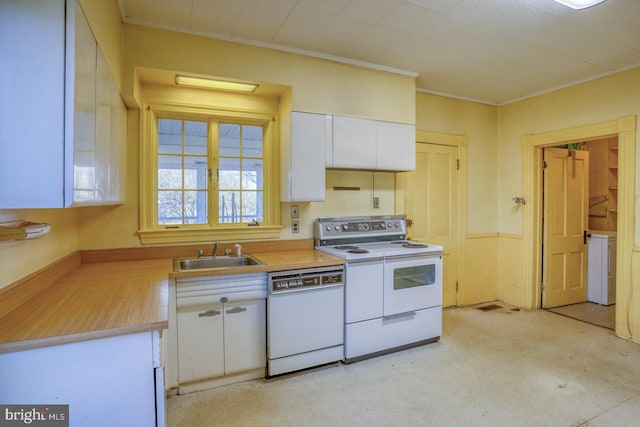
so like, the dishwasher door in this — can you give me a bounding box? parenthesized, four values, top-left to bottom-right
(268, 285, 343, 358)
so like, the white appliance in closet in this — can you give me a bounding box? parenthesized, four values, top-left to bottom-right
(587, 233, 616, 306)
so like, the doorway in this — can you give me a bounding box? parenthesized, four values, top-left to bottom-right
(542, 138, 618, 329)
(521, 116, 636, 338)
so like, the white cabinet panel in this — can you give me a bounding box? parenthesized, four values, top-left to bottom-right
(332, 116, 377, 169)
(331, 116, 415, 171)
(177, 303, 225, 383)
(284, 112, 328, 201)
(376, 121, 415, 171)
(0, 0, 66, 207)
(0, 333, 159, 427)
(224, 299, 266, 374)
(0, 0, 124, 208)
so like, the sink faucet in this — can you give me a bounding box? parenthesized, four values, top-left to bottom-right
(212, 241, 220, 258)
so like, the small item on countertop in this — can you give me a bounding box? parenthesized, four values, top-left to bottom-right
(235, 244, 242, 257)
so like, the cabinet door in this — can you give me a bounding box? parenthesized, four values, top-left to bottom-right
(376, 121, 416, 171)
(177, 304, 224, 383)
(0, 0, 66, 208)
(287, 112, 328, 201)
(224, 299, 266, 374)
(69, 1, 97, 205)
(332, 116, 377, 169)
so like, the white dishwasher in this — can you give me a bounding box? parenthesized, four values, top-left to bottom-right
(267, 265, 344, 376)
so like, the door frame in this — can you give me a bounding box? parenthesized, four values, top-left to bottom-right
(521, 116, 636, 338)
(396, 130, 466, 305)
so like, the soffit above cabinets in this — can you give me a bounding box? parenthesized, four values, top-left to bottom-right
(117, 0, 640, 105)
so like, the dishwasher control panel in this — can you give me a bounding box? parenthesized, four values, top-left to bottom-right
(269, 268, 343, 294)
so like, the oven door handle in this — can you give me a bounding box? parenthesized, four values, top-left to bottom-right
(384, 253, 443, 261)
(347, 257, 385, 264)
(383, 311, 417, 322)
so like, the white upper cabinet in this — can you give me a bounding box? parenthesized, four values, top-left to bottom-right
(332, 116, 377, 169)
(330, 116, 415, 171)
(283, 112, 331, 202)
(0, 0, 124, 208)
(376, 120, 416, 171)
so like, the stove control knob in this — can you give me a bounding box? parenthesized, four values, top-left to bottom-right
(381, 223, 386, 229)
(387, 222, 393, 228)
(394, 222, 400, 228)
(334, 225, 340, 231)
(342, 224, 349, 231)
(326, 225, 332, 231)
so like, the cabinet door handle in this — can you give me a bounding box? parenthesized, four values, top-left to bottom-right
(226, 306, 247, 314)
(198, 309, 221, 317)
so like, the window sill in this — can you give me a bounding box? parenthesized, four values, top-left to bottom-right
(138, 225, 283, 245)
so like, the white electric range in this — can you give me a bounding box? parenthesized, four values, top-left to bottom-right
(315, 215, 443, 362)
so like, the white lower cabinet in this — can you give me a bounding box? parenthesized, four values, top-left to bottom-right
(0, 332, 164, 427)
(172, 273, 267, 392)
(177, 299, 266, 384)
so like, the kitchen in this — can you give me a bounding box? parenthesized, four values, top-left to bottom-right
(1, 0, 640, 426)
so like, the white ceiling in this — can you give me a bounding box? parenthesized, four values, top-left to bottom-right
(117, 0, 640, 105)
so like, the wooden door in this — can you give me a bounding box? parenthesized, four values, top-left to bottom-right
(542, 147, 589, 308)
(399, 143, 459, 307)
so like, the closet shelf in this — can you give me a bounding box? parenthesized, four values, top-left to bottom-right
(0, 221, 51, 242)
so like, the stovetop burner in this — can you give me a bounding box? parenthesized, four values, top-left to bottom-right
(347, 249, 369, 254)
(403, 242, 428, 248)
(334, 245, 360, 250)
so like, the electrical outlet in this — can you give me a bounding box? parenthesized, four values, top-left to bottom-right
(291, 220, 300, 233)
(373, 197, 380, 209)
(291, 204, 299, 218)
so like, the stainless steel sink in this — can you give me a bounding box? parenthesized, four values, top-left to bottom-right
(173, 255, 263, 272)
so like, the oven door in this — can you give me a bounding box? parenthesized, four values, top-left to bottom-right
(383, 253, 442, 316)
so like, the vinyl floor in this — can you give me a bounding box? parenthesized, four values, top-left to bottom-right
(167, 303, 640, 427)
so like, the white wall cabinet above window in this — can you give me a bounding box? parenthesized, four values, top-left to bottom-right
(330, 116, 415, 172)
(0, 0, 124, 208)
(282, 112, 331, 202)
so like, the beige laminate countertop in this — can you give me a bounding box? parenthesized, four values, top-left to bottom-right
(0, 259, 172, 354)
(0, 249, 343, 354)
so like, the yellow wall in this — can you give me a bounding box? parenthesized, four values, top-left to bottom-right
(78, 0, 123, 88)
(497, 68, 640, 342)
(121, 25, 415, 124)
(415, 92, 500, 305)
(0, 210, 78, 289)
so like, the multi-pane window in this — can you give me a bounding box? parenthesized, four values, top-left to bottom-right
(156, 118, 264, 226)
(158, 119, 208, 225)
(218, 123, 264, 224)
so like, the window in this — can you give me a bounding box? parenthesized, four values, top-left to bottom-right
(139, 102, 281, 245)
(158, 119, 209, 225)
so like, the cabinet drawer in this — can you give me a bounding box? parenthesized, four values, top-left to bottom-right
(176, 273, 267, 307)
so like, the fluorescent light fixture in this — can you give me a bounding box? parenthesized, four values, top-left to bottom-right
(552, 0, 606, 10)
(175, 75, 258, 93)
